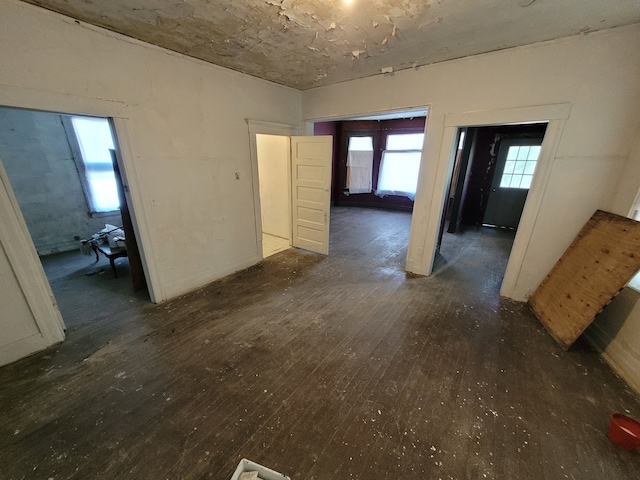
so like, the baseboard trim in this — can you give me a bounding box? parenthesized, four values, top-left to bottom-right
(0, 333, 57, 367)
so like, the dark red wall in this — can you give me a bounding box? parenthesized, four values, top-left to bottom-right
(315, 117, 426, 211)
(314, 121, 337, 137)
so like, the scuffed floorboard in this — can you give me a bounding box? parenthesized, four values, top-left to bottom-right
(1, 207, 639, 479)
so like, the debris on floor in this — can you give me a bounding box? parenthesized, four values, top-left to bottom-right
(230, 459, 290, 480)
(85, 267, 106, 276)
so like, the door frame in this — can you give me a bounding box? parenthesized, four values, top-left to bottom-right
(247, 119, 301, 260)
(420, 103, 571, 299)
(0, 84, 161, 302)
(304, 106, 430, 264)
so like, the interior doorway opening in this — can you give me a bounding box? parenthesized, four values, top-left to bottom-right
(249, 121, 333, 259)
(250, 108, 428, 268)
(0, 106, 149, 329)
(310, 108, 429, 269)
(256, 134, 292, 258)
(436, 122, 548, 277)
(314, 115, 427, 212)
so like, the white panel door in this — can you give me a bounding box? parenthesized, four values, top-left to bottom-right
(0, 160, 65, 366)
(291, 136, 332, 255)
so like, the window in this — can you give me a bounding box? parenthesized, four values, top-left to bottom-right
(70, 116, 120, 213)
(499, 145, 541, 189)
(376, 133, 424, 199)
(346, 135, 374, 194)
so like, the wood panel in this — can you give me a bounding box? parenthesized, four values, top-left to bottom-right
(529, 210, 640, 349)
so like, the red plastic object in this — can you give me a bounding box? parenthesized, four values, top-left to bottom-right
(608, 414, 640, 451)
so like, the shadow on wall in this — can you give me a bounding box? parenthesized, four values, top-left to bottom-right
(588, 287, 640, 349)
(585, 286, 640, 394)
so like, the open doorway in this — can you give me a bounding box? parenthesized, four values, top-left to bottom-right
(249, 122, 333, 258)
(0, 106, 148, 329)
(315, 116, 426, 212)
(437, 123, 548, 278)
(256, 134, 292, 258)
(312, 112, 428, 268)
(250, 113, 424, 263)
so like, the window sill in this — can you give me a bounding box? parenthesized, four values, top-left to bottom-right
(89, 210, 120, 219)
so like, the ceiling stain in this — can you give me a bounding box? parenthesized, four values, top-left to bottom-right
(20, 0, 640, 90)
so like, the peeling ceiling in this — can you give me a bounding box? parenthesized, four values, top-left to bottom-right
(21, 0, 640, 90)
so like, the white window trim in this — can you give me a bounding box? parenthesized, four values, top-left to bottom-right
(61, 116, 120, 217)
(376, 133, 424, 199)
(346, 135, 374, 194)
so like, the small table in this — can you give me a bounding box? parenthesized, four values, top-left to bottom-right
(82, 237, 128, 278)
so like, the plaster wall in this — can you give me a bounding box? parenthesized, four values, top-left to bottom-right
(256, 134, 290, 240)
(585, 287, 640, 395)
(583, 126, 640, 394)
(0, 108, 121, 254)
(0, 0, 302, 304)
(609, 130, 640, 217)
(303, 24, 640, 301)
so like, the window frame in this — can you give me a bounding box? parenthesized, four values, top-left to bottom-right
(343, 131, 379, 193)
(498, 144, 541, 190)
(375, 132, 425, 199)
(62, 115, 120, 217)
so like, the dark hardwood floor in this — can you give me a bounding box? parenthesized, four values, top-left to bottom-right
(1, 207, 640, 479)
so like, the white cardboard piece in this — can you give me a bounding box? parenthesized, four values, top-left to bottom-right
(229, 459, 291, 480)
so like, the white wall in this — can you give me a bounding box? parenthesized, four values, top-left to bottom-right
(256, 134, 291, 239)
(585, 288, 640, 394)
(303, 24, 640, 302)
(609, 130, 640, 217)
(0, 0, 302, 305)
(583, 127, 640, 393)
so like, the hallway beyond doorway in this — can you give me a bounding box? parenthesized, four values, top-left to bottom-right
(262, 233, 290, 258)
